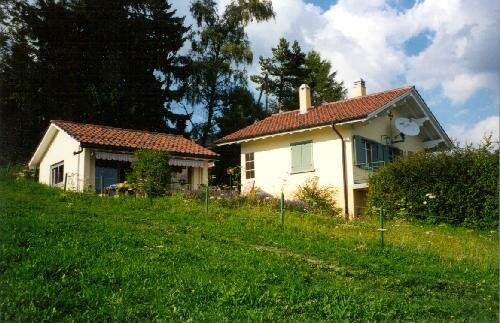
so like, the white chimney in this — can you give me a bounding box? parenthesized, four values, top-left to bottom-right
(353, 79, 366, 97)
(299, 84, 312, 114)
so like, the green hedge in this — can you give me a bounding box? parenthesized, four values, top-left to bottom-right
(367, 143, 498, 229)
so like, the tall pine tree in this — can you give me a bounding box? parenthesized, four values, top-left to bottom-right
(251, 38, 306, 112)
(251, 38, 346, 112)
(0, 0, 190, 164)
(304, 50, 346, 105)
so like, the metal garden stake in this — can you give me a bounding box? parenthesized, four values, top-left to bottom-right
(204, 185, 209, 213)
(64, 173, 68, 191)
(280, 191, 284, 227)
(148, 181, 153, 206)
(379, 207, 385, 247)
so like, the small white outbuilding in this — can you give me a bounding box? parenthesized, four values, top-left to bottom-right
(28, 120, 217, 192)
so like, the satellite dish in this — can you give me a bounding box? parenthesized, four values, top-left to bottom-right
(395, 117, 420, 136)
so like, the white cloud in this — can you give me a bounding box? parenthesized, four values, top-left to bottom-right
(446, 116, 499, 146)
(169, 0, 498, 119)
(441, 73, 495, 105)
(244, 0, 499, 102)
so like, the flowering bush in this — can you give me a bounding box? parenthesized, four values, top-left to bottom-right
(294, 176, 341, 217)
(367, 140, 499, 228)
(181, 185, 314, 214)
(14, 166, 37, 181)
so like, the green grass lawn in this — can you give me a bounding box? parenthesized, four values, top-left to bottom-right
(1, 176, 498, 321)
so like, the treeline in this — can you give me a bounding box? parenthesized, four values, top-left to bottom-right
(0, 0, 346, 167)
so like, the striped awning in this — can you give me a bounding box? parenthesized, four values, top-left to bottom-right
(169, 159, 205, 168)
(94, 150, 211, 168)
(95, 151, 134, 162)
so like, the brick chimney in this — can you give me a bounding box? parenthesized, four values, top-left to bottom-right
(353, 79, 366, 97)
(299, 84, 312, 114)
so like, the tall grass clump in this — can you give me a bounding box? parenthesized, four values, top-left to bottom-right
(367, 140, 498, 228)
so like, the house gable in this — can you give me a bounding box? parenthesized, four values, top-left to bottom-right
(35, 126, 82, 188)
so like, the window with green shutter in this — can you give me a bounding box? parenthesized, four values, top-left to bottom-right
(353, 135, 402, 170)
(290, 141, 314, 173)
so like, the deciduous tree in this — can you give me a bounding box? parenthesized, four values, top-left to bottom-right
(186, 0, 274, 145)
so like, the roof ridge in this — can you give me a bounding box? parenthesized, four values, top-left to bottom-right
(324, 85, 414, 105)
(216, 85, 417, 144)
(265, 85, 415, 116)
(51, 119, 183, 138)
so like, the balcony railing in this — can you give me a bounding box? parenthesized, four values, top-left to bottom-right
(353, 161, 386, 185)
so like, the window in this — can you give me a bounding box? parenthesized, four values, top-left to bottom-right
(354, 136, 401, 170)
(245, 152, 255, 179)
(364, 140, 374, 165)
(95, 165, 118, 192)
(291, 140, 314, 173)
(50, 161, 64, 186)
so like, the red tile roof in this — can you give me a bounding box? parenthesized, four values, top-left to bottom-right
(52, 120, 217, 158)
(217, 86, 414, 144)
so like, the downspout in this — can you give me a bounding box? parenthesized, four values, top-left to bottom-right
(74, 146, 84, 191)
(332, 124, 349, 218)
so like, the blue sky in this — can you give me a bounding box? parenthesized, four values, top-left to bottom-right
(173, 0, 499, 145)
(244, 0, 500, 145)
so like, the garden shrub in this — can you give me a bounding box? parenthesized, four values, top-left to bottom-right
(294, 176, 341, 216)
(127, 149, 171, 196)
(367, 141, 499, 229)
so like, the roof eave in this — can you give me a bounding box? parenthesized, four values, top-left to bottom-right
(410, 89, 454, 148)
(364, 88, 452, 148)
(215, 117, 366, 146)
(28, 123, 66, 168)
(365, 89, 414, 121)
(80, 143, 219, 160)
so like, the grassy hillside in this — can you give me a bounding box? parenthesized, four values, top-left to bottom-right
(1, 176, 498, 320)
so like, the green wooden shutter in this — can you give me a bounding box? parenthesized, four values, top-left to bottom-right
(383, 145, 390, 163)
(291, 141, 313, 173)
(291, 144, 301, 173)
(354, 136, 366, 165)
(375, 142, 384, 163)
(302, 141, 313, 170)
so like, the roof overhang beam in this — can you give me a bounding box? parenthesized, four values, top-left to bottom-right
(423, 139, 445, 149)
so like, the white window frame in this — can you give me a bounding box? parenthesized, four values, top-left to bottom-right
(50, 161, 64, 187)
(244, 152, 255, 179)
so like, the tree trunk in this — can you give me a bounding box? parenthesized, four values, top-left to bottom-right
(201, 83, 217, 146)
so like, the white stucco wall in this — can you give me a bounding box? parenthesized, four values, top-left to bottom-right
(240, 126, 351, 212)
(351, 110, 426, 153)
(38, 129, 87, 191)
